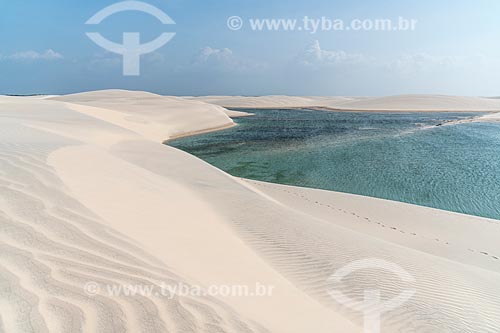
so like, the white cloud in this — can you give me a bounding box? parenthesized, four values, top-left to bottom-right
(190, 46, 263, 72)
(299, 40, 365, 66)
(1, 49, 64, 61)
(295, 40, 500, 84)
(193, 47, 234, 65)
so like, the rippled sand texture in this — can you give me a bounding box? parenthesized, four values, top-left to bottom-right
(0, 98, 267, 332)
(1, 91, 500, 332)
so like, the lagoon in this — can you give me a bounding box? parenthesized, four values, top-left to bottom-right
(169, 109, 500, 220)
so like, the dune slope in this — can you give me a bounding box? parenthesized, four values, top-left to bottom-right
(0, 96, 271, 332)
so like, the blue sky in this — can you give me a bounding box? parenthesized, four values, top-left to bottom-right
(1, 0, 499, 96)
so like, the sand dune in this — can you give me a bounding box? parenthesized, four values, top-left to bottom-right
(325, 94, 500, 111)
(0, 97, 269, 332)
(184, 96, 323, 108)
(52, 90, 241, 141)
(188, 94, 500, 112)
(1, 90, 500, 332)
(185, 95, 359, 109)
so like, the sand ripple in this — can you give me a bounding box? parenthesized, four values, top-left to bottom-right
(0, 127, 266, 332)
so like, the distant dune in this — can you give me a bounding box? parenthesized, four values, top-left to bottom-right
(0, 90, 499, 332)
(325, 94, 500, 111)
(184, 95, 332, 109)
(188, 94, 500, 112)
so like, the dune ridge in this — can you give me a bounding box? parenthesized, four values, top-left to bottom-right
(188, 94, 500, 112)
(0, 90, 499, 332)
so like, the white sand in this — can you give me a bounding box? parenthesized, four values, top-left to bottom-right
(189, 94, 500, 111)
(1, 90, 500, 332)
(185, 95, 359, 109)
(478, 111, 500, 122)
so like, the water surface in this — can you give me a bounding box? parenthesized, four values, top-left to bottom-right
(169, 109, 500, 220)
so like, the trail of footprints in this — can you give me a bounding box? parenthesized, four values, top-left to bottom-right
(250, 181, 500, 262)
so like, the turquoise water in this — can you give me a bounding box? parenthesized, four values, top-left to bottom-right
(168, 109, 500, 220)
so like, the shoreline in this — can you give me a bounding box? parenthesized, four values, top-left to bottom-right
(166, 107, 499, 221)
(228, 105, 500, 113)
(188, 94, 500, 113)
(2, 90, 500, 332)
(163, 122, 237, 143)
(310, 106, 499, 113)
